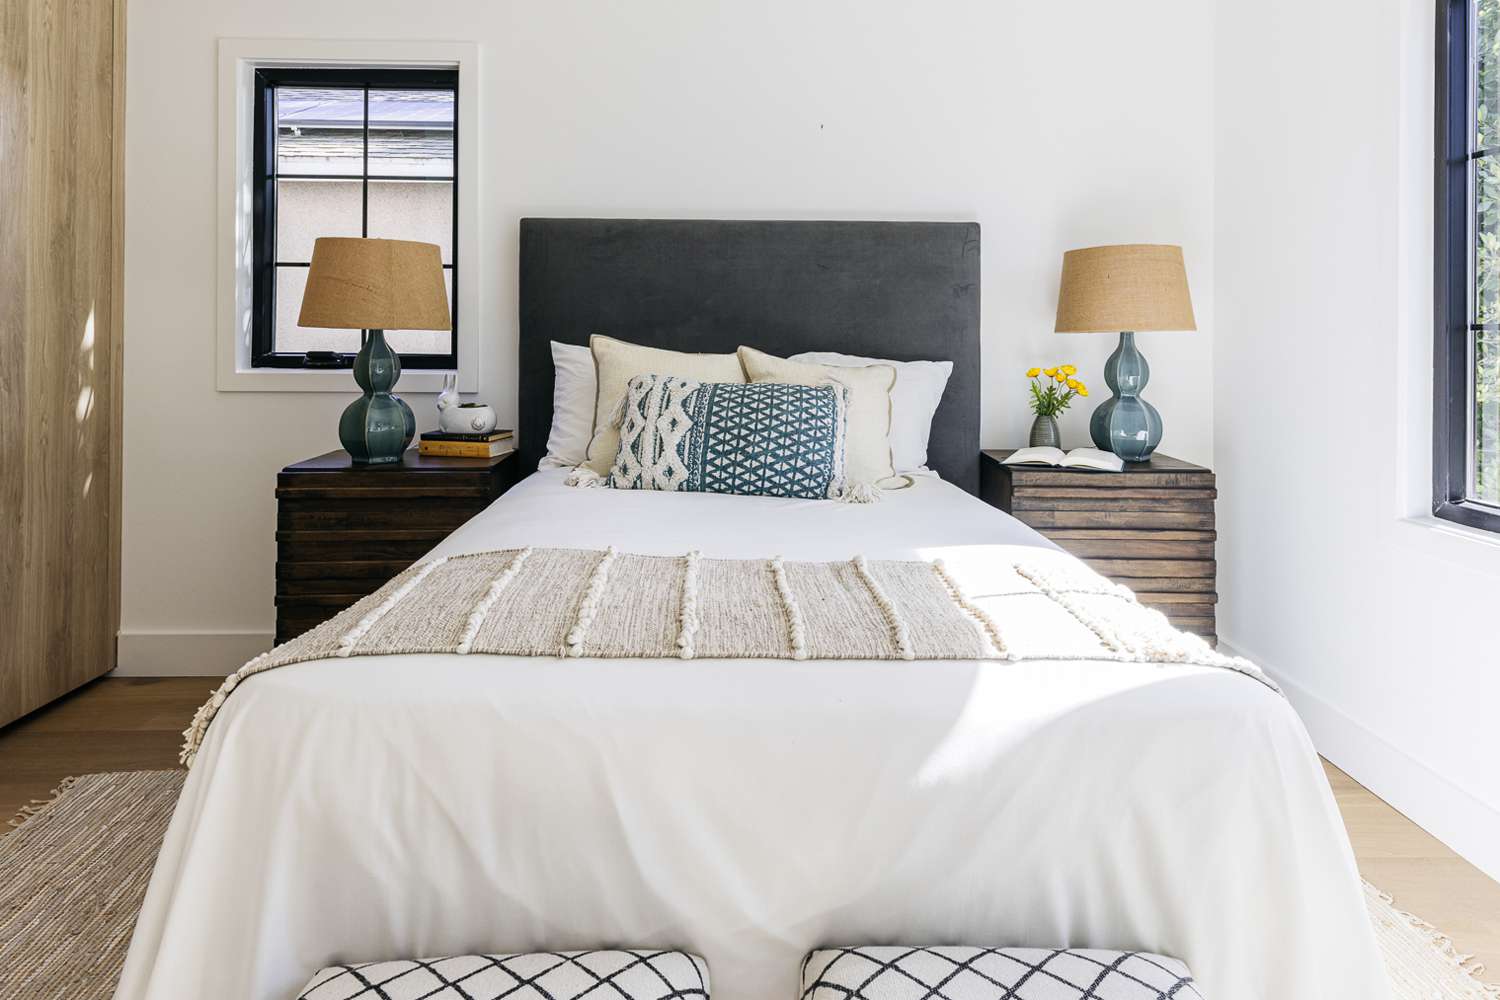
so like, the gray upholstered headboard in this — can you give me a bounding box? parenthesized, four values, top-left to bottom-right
(517, 218, 982, 493)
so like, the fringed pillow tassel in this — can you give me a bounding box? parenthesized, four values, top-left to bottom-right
(833, 481, 881, 504)
(564, 466, 608, 489)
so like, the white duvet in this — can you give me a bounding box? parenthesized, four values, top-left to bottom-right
(116, 471, 1388, 1000)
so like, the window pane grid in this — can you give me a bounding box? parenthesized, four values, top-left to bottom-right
(1458, 0, 1500, 512)
(1469, 0, 1500, 508)
(1435, 1, 1500, 528)
(258, 72, 457, 365)
(274, 173, 456, 181)
(1476, 323, 1500, 505)
(268, 261, 456, 268)
(360, 86, 369, 236)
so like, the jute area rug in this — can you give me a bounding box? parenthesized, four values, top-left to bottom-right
(1, 771, 1496, 1000)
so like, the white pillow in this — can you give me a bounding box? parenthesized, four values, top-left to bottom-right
(737, 346, 896, 486)
(790, 351, 953, 475)
(583, 335, 746, 475)
(540, 341, 596, 470)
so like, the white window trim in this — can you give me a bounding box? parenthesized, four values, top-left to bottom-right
(216, 37, 480, 392)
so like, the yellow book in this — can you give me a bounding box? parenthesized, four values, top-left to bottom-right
(418, 439, 515, 459)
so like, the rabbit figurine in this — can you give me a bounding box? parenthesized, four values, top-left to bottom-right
(435, 372, 460, 417)
(435, 373, 498, 433)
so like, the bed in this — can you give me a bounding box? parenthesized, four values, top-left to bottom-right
(116, 220, 1388, 1000)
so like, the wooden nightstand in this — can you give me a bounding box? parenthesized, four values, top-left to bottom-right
(980, 449, 1217, 643)
(275, 448, 518, 644)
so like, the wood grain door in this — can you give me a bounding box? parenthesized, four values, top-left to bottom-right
(0, 0, 125, 726)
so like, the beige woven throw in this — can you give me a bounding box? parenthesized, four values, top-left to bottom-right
(181, 546, 1274, 765)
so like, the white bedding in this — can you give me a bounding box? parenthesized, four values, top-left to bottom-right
(116, 471, 1388, 1000)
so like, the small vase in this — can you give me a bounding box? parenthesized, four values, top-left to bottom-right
(1029, 414, 1061, 448)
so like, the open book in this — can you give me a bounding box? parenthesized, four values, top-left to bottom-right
(1002, 446, 1124, 472)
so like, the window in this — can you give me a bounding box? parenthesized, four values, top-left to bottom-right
(251, 68, 459, 370)
(1437, 1, 1500, 530)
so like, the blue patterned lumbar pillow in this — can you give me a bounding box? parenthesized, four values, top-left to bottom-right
(607, 373, 852, 499)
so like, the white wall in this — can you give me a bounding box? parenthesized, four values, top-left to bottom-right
(121, 0, 1217, 672)
(1215, 0, 1500, 880)
(118, 0, 1500, 889)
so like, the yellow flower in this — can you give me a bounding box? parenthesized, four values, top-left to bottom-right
(1062, 365, 1077, 376)
(1078, 386, 1090, 397)
(1054, 373, 1067, 383)
(1026, 367, 1041, 378)
(1066, 378, 1080, 390)
(1043, 367, 1057, 377)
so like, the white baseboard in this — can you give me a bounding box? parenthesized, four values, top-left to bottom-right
(115, 630, 273, 676)
(1222, 635, 1500, 885)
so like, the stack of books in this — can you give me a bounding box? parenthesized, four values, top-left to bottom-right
(417, 429, 515, 459)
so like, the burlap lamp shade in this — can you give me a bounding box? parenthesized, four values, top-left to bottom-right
(1054, 244, 1196, 334)
(1051, 244, 1195, 462)
(299, 237, 450, 331)
(299, 238, 449, 465)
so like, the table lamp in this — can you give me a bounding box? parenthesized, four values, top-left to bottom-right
(299, 237, 451, 464)
(1053, 244, 1196, 462)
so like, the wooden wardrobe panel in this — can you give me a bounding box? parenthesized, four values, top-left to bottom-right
(0, 0, 123, 726)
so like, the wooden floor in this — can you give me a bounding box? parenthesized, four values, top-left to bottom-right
(2, 677, 1498, 983)
(1325, 760, 1500, 979)
(0, 677, 212, 820)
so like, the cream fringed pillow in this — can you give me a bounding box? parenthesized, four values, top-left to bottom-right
(582, 335, 746, 475)
(737, 345, 896, 486)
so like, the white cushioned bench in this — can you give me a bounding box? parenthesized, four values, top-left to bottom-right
(801, 947, 1204, 1000)
(296, 949, 710, 1000)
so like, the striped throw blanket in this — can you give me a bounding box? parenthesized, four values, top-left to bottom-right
(181, 547, 1273, 766)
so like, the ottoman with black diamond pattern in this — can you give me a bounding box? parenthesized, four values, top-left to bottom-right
(296, 949, 710, 1000)
(800, 947, 1204, 1000)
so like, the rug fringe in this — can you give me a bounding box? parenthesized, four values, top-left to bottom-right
(1366, 880, 1500, 997)
(6, 775, 80, 830)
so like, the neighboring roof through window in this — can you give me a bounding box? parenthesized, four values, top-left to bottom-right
(277, 89, 455, 175)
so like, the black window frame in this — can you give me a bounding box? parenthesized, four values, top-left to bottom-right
(251, 66, 460, 370)
(1435, 0, 1500, 530)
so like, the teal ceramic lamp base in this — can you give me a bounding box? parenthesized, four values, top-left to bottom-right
(1089, 331, 1163, 462)
(339, 329, 415, 464)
